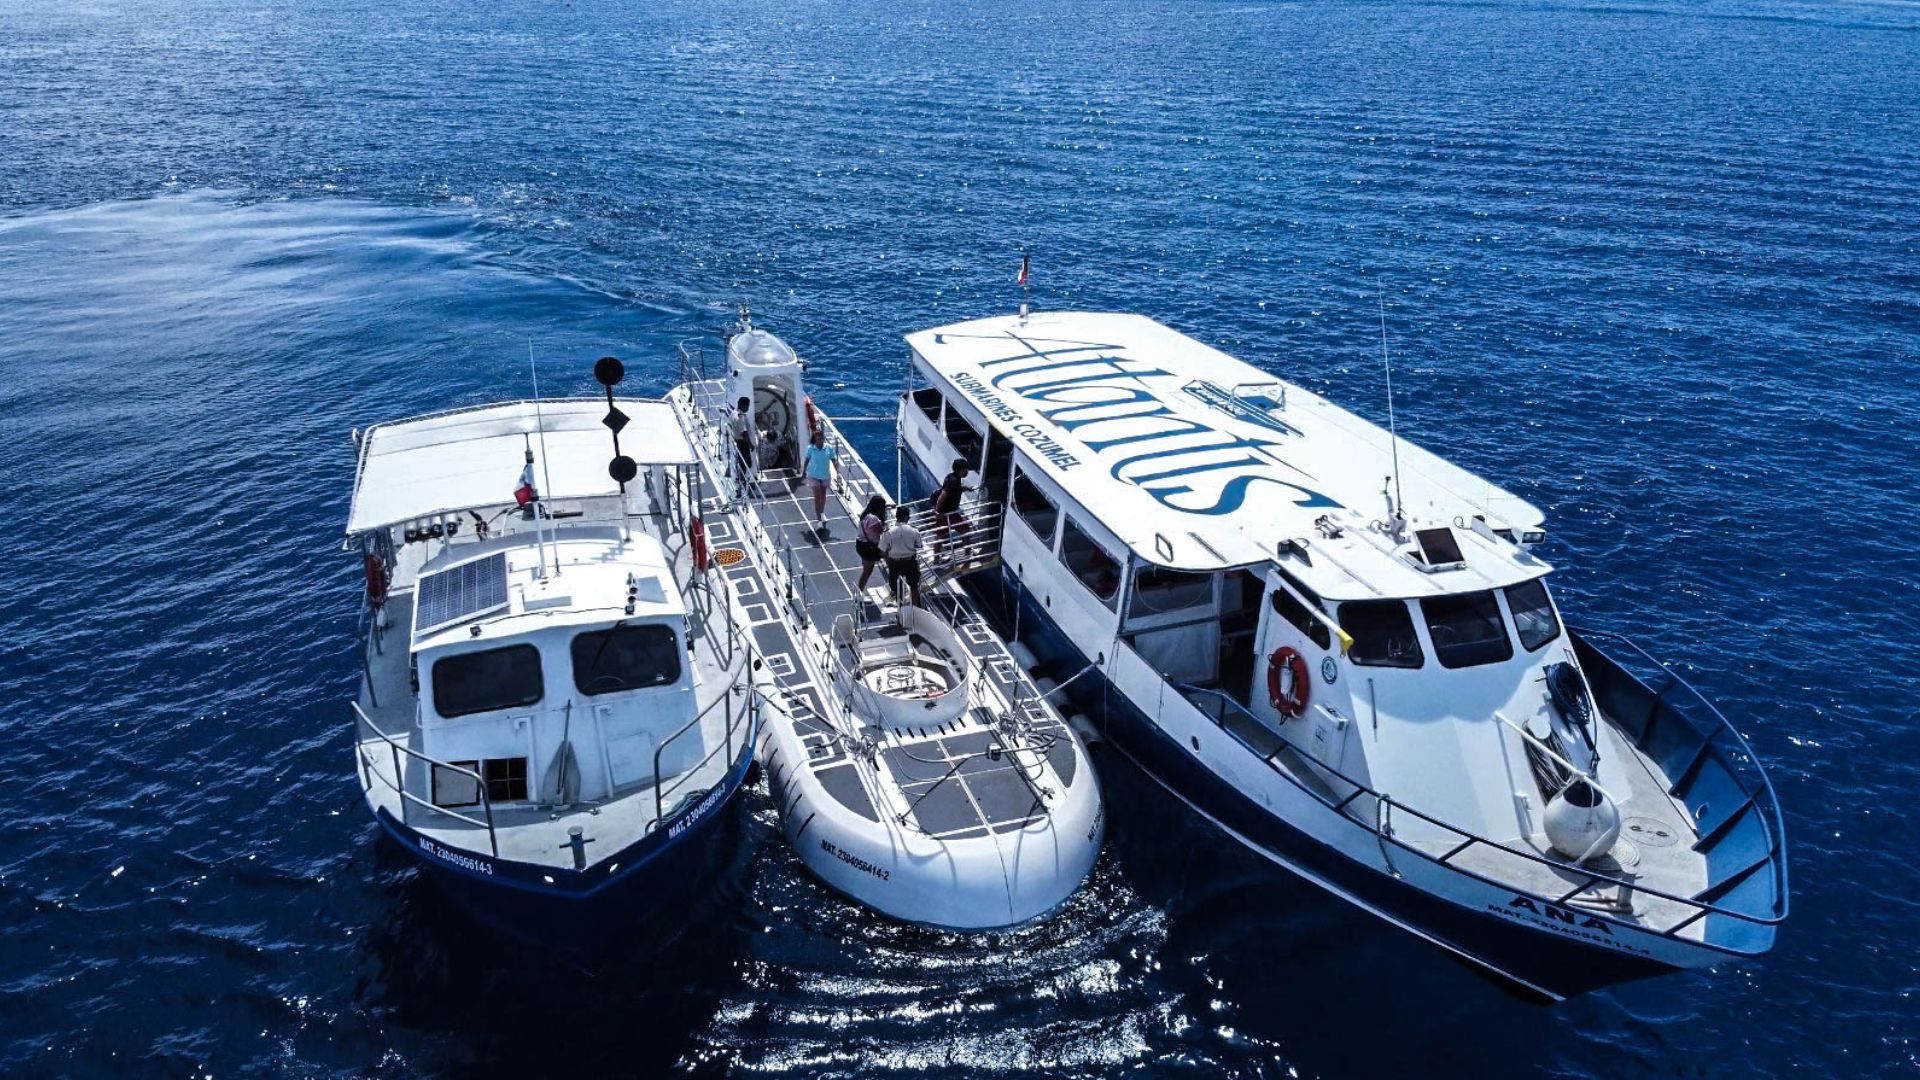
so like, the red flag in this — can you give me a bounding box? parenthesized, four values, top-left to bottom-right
(1016, 254, 1029, 287)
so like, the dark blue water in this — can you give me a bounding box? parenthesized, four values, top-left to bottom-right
(4, 0, 1917, 1074)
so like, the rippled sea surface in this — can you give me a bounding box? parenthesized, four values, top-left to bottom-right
(2, 0, 1917, 1075)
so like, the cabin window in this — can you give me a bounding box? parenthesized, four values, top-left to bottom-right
(943, 404, 984, 465)
(1504, 578, 1561, 652)
(572, 624, 683, 694)
(1059, 516, 1122, 609)
(1340, 600, 1424, 668)
(1011, 467, 1060, 545)
(1130, 565, 1213, 616)
(910, 385, 944, 425)
(431, 644, 544, 718)
(1270, 582, 1332, 651)
(434, 757, 529, 807)
(1420, 591, 1515, 668)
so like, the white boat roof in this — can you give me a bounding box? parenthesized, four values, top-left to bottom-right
(906, 312, 1550, 599)
(346, 399, 694, 535)
(411, 533, 683, 652)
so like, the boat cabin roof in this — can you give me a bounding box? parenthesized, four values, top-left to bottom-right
(410, 532, 685, 652)
(905, 311, 1551, 599)
(346, 399, 694, 535)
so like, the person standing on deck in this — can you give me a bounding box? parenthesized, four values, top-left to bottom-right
(854, 495, 888, 592)
(879, 504, 924, 608)
(729, 397, 757, 483)
(802, 428, 835, 528)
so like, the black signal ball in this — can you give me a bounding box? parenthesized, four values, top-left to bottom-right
(609, 455, 638, 484)
(593, 355, 625, 387)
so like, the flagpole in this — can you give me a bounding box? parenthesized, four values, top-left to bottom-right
(1017, 250, 1031, 322)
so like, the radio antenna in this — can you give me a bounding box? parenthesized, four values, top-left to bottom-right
(1378, 288, 1407, 540)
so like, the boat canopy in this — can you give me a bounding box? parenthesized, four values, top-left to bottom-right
(345, 400, 695, 535)
(905, 312, 1550, 599)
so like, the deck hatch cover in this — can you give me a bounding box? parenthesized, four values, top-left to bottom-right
(415, 553, 511, 635)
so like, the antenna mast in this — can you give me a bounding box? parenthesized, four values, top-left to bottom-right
(1378, 289, 1407, 541)
(530, 338, 560, 577)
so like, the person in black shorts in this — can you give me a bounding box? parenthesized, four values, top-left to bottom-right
(854, 495, 887, 591)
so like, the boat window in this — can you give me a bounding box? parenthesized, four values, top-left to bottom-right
(1504, 578, 1561, 652)
(943, 404, 984, 465)
(1011, 467, 1060, 545)
(1269, 583, 1332, 651)
(434, 757, 529, 807)
(1130, 565, 1213, 616)
(1340, 600, 1424, 668)
(910, 385, 944, 425)
(1420, 591, 1515, 668)
(1059, 516, 1122, 609)
(571, 624, 683, 694)
(431, 644, 544, 718)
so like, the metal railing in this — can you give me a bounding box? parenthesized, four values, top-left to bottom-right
(1568, 627, 1789, 927)
(651, 652, 759, 827)
(1172, 628, 1787, 945)
(352, 701, 500, 857)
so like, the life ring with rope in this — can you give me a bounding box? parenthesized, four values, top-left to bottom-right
(804, 395, 821, 440)
(363, 552, 389, 610)
(691, 515, 709, 573)
(1266, 646, 1310, 719)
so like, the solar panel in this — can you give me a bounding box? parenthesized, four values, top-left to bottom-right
(414, 552, 511, 635)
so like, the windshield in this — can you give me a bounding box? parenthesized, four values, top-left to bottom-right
(1504, 578, 1561, 652)
(571, 624, 683, 694)
(1341, 599, 1423, 668)
(431, 644, 544, 718)
(1420, 591, 1514, 668)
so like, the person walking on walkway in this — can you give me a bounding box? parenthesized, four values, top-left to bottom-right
(879, 504, 924, 608)
(802, 428, 835, 528)
(855, 495, 887, 591)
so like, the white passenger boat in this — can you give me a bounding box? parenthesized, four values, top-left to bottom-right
(665, 317, 1103, 929)
(344, 361, 764, 937)
(894, 310, 1788, 996)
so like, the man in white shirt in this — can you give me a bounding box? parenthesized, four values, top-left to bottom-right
(727, 397, 757, 482)
(878, 505, 924, 608)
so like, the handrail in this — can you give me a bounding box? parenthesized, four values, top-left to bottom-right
(652, 655, 758, 826)
(1568, 626, 1789, 917)
(1493, 710, 1605, 796)
(351, 701, 499, 857)
(1173, 674, 1785, 940)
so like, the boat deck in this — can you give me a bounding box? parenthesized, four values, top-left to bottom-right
(1179, 685, 1710, 941)
(701, 435, 1081, 842)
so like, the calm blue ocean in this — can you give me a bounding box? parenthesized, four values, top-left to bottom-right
(2, 0, 1916, 1074)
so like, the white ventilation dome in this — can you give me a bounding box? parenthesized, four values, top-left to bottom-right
(728, 329, 797, 370)
(1543, 779, 1622, 863)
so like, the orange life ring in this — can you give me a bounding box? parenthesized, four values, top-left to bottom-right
(804, 395, 820, 438)
(1266, 646, 1310, 718)
(363, 552, 389, 610)
(691, 515, 709, 573)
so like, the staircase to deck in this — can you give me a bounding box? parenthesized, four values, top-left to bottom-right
(904, 498, 1004, 591)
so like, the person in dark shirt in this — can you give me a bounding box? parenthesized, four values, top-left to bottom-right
(931, 458, 972, 561)
(854, 495, 887, 591)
